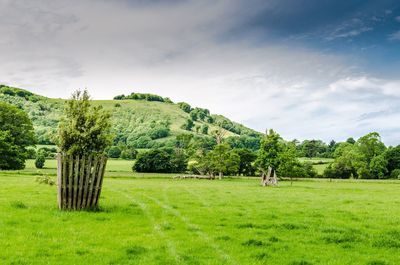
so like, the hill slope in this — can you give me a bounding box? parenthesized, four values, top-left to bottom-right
(0, 85, 261, 150)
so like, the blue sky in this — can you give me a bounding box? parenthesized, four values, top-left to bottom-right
(0, 0, 399, 144)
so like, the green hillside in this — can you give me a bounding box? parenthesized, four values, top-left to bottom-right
(0, 85, 261, 150)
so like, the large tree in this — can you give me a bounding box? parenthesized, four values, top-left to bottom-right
(233, 148, 257, 176)
(0, 102, 35, 169)
(209, 143, 240, 178)
(356, 132, 386, 163)
(255, 129, 284, 175)
(385, 145, 400, 174)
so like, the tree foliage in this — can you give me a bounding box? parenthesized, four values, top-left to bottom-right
(35, 153, 46, 169)
(0, 102, 35, 169)
(324, 132, 390, 179)
(133, 148, 187, 173)
(57, 90, 113, 156)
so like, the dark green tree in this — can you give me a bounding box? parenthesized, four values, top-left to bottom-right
(233, 148, 256, 176)
(385, 145, 400, 174)
(209, 143, 240, 178)
(201, 124, 209, 135)
(108, 146, 122, 158)
(35, 153, 46, 169)
(0, 102, 35, 169)
(177, 102, 192, 113)
(181, 119, 194, 131)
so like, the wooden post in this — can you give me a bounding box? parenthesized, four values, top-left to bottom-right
(57, 154, 62, 209)
(73, 156, 80, 210)
(68, 155, 73, 209)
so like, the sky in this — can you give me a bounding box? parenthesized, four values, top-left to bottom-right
(0, 0, 399, 145)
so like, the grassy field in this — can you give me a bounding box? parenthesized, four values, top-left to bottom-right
(1, 162, 400, 265)
(298, 157, 334, 175)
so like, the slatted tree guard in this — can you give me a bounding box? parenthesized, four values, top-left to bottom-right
(261, 166, 278, 186)
(57, 153, 107, 210)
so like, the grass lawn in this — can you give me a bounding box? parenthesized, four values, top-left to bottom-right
(1, 166, 400, 265)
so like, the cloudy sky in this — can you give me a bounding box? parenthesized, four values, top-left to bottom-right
(1, 0, 399, 145)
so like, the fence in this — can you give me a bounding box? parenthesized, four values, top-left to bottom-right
(57, 153, 107, 210)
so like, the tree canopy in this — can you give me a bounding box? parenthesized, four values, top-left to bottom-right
(0, 102, 35, 169)
(57, 90, 112, 156)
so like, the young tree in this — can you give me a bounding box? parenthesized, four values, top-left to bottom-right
(57, 90, 112, 156)
(0, 102, 35, 170)
(277, 143, 299, 184)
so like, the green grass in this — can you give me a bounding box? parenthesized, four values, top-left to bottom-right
(298, 157, 334, 175)
(1, 167, 400, 264)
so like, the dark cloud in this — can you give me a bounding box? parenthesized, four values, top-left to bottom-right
(0, 0, 399, 145)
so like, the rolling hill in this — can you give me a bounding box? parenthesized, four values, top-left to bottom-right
(0, 85, 261, 150)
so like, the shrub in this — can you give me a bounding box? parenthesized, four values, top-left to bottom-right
(181, 119, 194, 131)
(26, 148, 37, 159)
(390, 169, 400, 179)
(35, 153, 46, 169)
(120, 149, 138, 160)
(108, 146, 121, 158)
(133, 149, 187, 173)
(35, 175, 55, 185)
(57, 90, 112, 156)
(177, 102, 192, 113)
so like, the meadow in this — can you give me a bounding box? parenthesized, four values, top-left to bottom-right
(1, 160, 399, 265)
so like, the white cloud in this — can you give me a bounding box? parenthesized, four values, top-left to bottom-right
(389, 30, 400, 41)
(0, 0, 399, 145)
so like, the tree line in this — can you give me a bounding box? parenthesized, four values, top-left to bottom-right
(0, 87, 399, 180)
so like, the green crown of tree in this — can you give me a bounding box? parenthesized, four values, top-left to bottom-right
(57, 90, 112, 156)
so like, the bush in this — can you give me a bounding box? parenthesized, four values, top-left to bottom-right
(108, 146, 122, 158)
(36, 175, 55, 185)
(390, 169, 400, 179)
(181, 119, 194, 131)
(35, 154, 46, 169)
(26, 148, 37, 159)
(133, 149, 187, 173)
(37, 147, 57, 158)
(177, 102, 192, 113)
(120, 149, 138, 160)
(57, 90, 112, 156)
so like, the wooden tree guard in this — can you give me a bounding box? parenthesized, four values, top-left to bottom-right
(261, 166, 278, 186)
(57, 153, 107, 210)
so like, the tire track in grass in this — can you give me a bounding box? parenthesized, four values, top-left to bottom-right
(109, 186, 183, 264)
(183, 187, 211, 208)
(142, 188, 238, 265)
